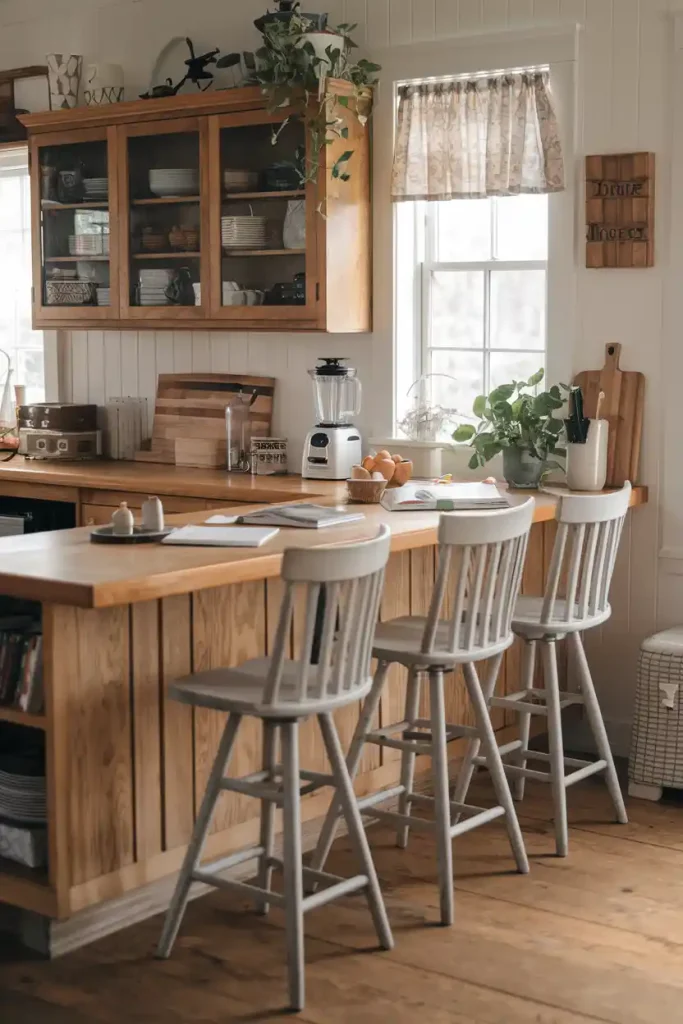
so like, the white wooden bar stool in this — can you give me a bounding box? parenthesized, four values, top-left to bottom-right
(454, 483, 632, 857)
(156, 525, 394, 1012)
(310, 499, 535, 927)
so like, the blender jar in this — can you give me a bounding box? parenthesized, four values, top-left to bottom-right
(308, 357, 361, 425)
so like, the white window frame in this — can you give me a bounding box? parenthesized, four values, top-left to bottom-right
(419, 199, 547, 403)
(370, 28, 577, 445)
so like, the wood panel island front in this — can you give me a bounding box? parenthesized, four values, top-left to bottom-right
(0, 468, 647, 954)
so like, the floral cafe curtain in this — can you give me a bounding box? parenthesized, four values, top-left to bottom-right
(391, 70, 565, 201)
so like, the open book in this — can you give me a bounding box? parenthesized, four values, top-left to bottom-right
(381, 482, 509, 512)
(236, 504, 365, 529)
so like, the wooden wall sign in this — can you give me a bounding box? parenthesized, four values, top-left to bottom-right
(585, 152, 655, 269)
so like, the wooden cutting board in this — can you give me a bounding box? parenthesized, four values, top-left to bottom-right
(573, 343, 645, 486)
(135, 373, 275, 467)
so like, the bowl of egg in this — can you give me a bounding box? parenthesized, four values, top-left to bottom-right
(346, 450, 413, 503)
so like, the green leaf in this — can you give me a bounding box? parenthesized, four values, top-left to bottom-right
(337, 95, 350, 107)
(545, 418, 564, 434)
(340, 126, 349, 138)
(472, 394, 487, 419)
(489, 384, 516, 405)
(468, 453, 481, 471)
(526, 368, 545, 388)
(452, 424, 476, 442)
(339, 172, 351, 181)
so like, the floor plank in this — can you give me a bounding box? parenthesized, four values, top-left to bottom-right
(1, 779, 682, 1022)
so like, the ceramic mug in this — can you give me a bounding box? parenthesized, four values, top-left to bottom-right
(84, 62, 124, 105)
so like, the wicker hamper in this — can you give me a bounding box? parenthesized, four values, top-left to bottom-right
(629, 627, 683, 800)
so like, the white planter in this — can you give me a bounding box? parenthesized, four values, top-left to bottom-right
(370, 439, 444, 478)
(84, 62, 124, 105)
(296, 32, 346, 76)
(566, 419, 608, 491)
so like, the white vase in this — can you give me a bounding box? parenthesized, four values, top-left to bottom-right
(84, 63, 124, 105)
(296, 32, 346, 78)
(566, 419, 609, 491)
(46, 54, 82, 110)
(283, 200, 306, 249)
(111, 501, 134, 536)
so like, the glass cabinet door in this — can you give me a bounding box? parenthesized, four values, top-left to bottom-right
(120, 118, 207, 320)
(210, 112, 318, 322)
(32, 128, 118, 319)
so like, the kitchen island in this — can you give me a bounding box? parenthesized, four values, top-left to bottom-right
(0, 476, 647, 953)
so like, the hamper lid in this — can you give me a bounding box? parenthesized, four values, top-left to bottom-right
(642, 627, 683, 656)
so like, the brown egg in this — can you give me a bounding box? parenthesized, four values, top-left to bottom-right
(392, 459, 413, 486)
(376, 449, 392, 461)
(373, 457, 396, 481)
(351, 464, 371, 480)
(392, 453, 402, 464)
(362, 455, 375, 472)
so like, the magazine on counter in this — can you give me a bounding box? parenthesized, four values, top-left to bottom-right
(235, 504, 365, 529)
(381, 482, 509, 512)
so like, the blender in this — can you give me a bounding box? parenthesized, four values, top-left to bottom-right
(302, 357, 362, 479)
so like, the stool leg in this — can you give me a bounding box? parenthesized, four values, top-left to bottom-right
(542, 640, 569, 857)
(256, 721, 278, 915)
(157, 713, 242, 958)
(452, 654, 504, 812)
(463, 663, 529, 874)
(309, 660, 389, 876)
(319, 713, 394, 951)
(570, 631, 628, 825)
(429, 668, 454, 926)
(515, 639, 537, 802)
(397, 667, 422, 849)
(281, 720, 305, 1012)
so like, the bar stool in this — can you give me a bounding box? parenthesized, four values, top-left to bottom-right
(310, 499, 535, 926)
(157, 525, 394, 1012)
(454, 483, 632, 857)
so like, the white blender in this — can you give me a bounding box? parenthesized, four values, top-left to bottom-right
(302, 357, 362, 479)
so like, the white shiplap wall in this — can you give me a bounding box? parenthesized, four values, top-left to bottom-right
(0, 0, 677, 745)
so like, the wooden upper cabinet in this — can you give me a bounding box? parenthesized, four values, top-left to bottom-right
(20, 84, 371, 333)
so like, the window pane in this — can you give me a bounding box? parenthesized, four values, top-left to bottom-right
(490, 269, 546, 351)
(435, 199, 492, 262)
(429, 350, 484, 421)
(430, 270, 484, 348)
(495, 194, 548, 261)
(490, 351, 545, 392)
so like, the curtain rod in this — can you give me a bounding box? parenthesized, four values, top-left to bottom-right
(397, 63, 550, 87)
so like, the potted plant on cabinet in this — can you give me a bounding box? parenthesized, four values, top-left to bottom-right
(452, 370, 567, 489)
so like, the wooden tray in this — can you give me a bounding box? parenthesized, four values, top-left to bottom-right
(90, 526, 172, 544)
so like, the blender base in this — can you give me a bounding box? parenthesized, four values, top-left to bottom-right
(301, 425, 362, 480)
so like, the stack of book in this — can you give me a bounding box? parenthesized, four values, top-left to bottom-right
(0, 622, 43, 715)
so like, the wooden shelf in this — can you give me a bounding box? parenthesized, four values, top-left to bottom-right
(132, 251, 201, 260)
(223, 190, 305, 200)
(0, 705, 46, 729)
(42, 200, 108, 211)
(45, 255, 109, 262)
(0, 856, 55, 916)
(222, 248, 306, 257)
(132, 196, 200, 206)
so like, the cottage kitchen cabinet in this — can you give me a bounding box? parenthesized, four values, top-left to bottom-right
(20, 83, 371, 332)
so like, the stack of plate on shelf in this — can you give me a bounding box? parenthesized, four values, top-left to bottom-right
(68, 233, 110, 257)
(83, 177, 108, 201)
(0, 767, 46, 824)
(138, 267, 173, 306)
(221, 215, 271, 250)
(149, 168, 199, 197)
(223, 168, 259, 193)
(96, 286, 111, 306)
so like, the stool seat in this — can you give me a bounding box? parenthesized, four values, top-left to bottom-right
(372, 616, 512, 667)
(512, 596, 612, 638)
(171, 660, 374, 718)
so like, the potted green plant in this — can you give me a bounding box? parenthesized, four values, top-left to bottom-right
(452, 370, 567, 489)
(225, 15, 380, 185)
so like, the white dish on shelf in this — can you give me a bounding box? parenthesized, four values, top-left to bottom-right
(149, 168, 199, 197)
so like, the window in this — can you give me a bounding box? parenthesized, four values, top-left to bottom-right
(0, 147, 44, 402)
(396, 193, 548, 437)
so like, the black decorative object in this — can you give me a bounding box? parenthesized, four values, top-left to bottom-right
(140, 38, 219, 100)
(254, 1, 328, 34)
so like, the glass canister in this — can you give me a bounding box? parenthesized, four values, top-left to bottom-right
(225, 390, 254, 472)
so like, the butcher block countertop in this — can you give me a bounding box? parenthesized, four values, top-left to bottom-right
(0, 470, 647, 609)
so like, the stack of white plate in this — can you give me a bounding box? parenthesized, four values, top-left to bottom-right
(96, 286, 111, 306)
(83, 177, 108, 201)
(223, 168, 259, 193)
(0, 768, 46, 824)
(149, 168, 199, 198)
(221, 215, 270, 249)
(138, 268, 173, 306)
(68, 233, 110, 256)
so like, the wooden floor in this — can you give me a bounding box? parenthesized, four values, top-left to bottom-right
(1, 777, 683, 1023)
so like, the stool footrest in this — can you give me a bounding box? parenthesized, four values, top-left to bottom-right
(192, 869, 285, 908)
(450, 804, 505, 838)
(356, 784, 405, 811)
(564, 759, 607, 787)
(301, 875, 368, 913)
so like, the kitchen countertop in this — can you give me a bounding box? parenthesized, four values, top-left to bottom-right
(0, 476, 648, 609)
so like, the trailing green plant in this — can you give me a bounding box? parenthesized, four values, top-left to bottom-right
(452, 370, 568, 471)
(241, 15, 380, 185)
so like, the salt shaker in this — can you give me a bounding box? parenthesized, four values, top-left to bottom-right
(141, 495, 164, 532)
(111, 502, 134, 536)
